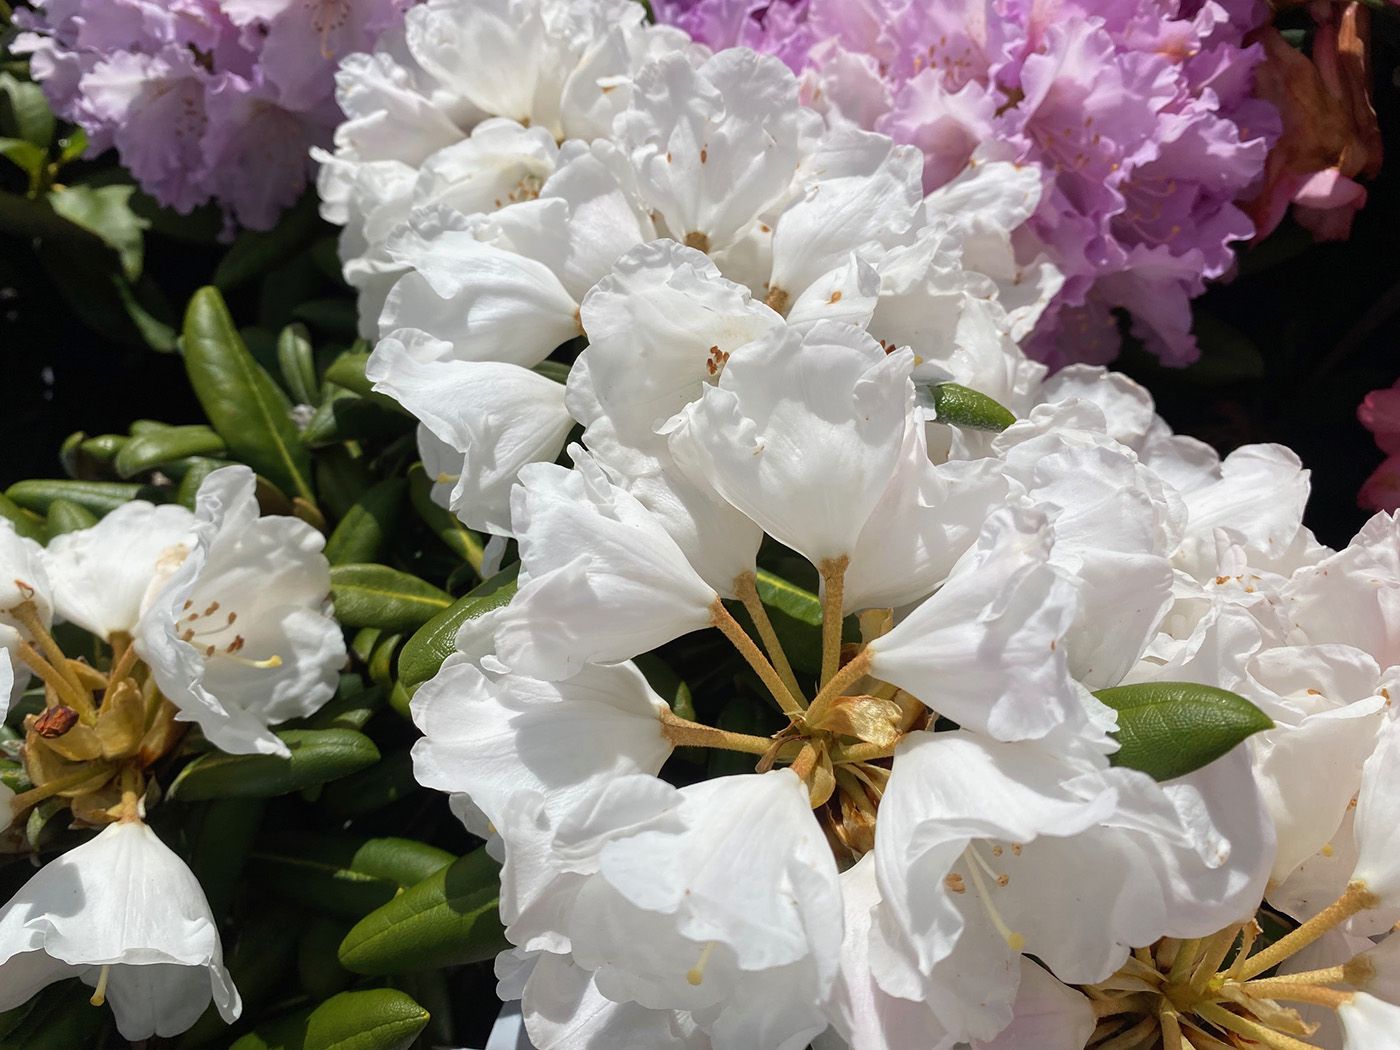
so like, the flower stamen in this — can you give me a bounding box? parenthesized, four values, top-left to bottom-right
(686, 941, 717, 986)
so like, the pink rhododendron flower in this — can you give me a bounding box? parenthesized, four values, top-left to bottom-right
(651, 0, 1280, 368)
(13, 0, 411, 230)
(1358, 379, 1400, 513)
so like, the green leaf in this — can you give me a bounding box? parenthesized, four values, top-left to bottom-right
(187, 798, 267, 920)
(182, 286, 315, 502)
(55, 128, 86, 167)
(927, 382, 1017, 432)
(0, 73, 54, 150)
(321, 749, 418, 820)
(277, 323, 320, 406)
(298, 918, 353, 1001)
(292, 298, 360, 339)
(329, 564, 452, 633)
(228, 988, 429, 1050)
(322, 349, 375, 398)
(168, 729, 380, 800)
(532, 359, 571, 384)
(0, 492, 47, 541)
(1093, 681, 1274, 782)
(0, 137, 44, 186)
(6, 479, 155, 516)
(398, 566, 520, 687)
(753, 569, 823, 675)
(324, 479, 407, 566)
(408, 463, 484, 571)
(338, 848, 507, 975)
(112, 424, 226, 479)
(213, 193, 321, 292)
(43, 498, 96, 537)
(175, 458, 226, 509)
(252, 832, 454, 919)
(48, 184, 148, 280)
(0, 980, 110, 1050)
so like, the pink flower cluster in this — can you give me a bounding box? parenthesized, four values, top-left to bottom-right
(652, 0, 1280, 368)
(1359, 380, 1400, 513)
(15, 0, 411, 231)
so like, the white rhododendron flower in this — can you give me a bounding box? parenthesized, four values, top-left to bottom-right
(134, 466, 346, 756)
(0, 519, 54, 706)
(0, 820, 240, 1040)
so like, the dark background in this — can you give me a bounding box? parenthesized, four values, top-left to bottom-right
(3, 18, 1400, 552)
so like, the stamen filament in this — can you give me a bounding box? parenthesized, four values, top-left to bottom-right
(686, 941, 717, 986)
(89, 964, 111, 1007)
(8, 764, 114, 813)
(1095, 1015, 1158, 1050)
(1236, 883, 1379, 980)
(11, 601, 88, 703)
(1188, 925, 1242, 992)
(961, 847, 1025, 952)
(1167, 938, 1202, 983)
(818, 557, 848, 688)
(16, 641, 93, 718)
(711, 600, 804, 716)
(658, 710, 784, 756)
(1240, 983, 1352, 1009)
(101, 641, 141, 707)
(1194, 1002, 1320, 1050)
(809, 649, 871, 713)
(735, 573, 806, 706)
(1245, 965, 1348, 991)
(1161, 1009, 1185, 1050)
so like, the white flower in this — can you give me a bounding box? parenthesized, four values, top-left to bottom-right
(862, 505, 1082, 743)
(1338, 993, 1400, 1049)
(1286, 511, 1400, 669)
(562, 770, 843, 1050)
(0, 820, 240, 1040)
(367, 327, 574, 535)
(1350, 715, 1400, 909)
(42, 500, 195, 641)
(494, 448, 720, 679)
(0, 520, 52, 706)
(970, 960, 1095, 1050)
(134, 466, 346, 756)
(870, 731, 1269, 1042)
(664, 320, 914, 569)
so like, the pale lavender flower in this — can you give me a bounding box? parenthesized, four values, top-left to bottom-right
(652, 0, 1280, 368)
(13, 0, 410, 231)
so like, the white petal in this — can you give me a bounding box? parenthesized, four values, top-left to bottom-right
(1339, 992, 1400, 1050)
(43, 501, 194, 640)
(971, 960, 1094, 1050)
(1352, 716, 1400, 906)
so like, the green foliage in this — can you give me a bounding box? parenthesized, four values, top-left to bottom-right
(1093, 682, 1275, 781)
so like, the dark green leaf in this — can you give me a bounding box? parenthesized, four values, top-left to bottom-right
(301, 386, 411, 448)
(1093, 681, 1274, 782)
(176, 907, 303, 1049)
(6, 479, 155, 516)
(321, 749, 418, 819)
(533, 360, 571, 384)
(277, 323, 320, 406)
(752, 569, 825, 675)
(48, 184, 148, 280)
(175, 458, 226, 509)
(113, 424, 226, 479)
(0, 73, 53, 150)
(0, 980, 110, 1050)
(298, 919, 353, 1001)
(44, 498, 96, 537)
(182, 286, 315, 502)
(338, 848, 506, 975)
(927, 382, 1017, 432)
(228, 988, 429, 1050)
(329, 564, 452, 633)
(292, 298, 359, 339)
(0, 137, 44, 187)
(0, 492, 47, 541)
(251, 832, 454, 919)
(168, 729, 380, 800)
(325, 479, 406, 566)
(213, 193, 320, 292)
(187, 798, 267, 920)
(322, 350, 375, 398)
(407, 463, 484, 571)
(397, 566, 519, 687)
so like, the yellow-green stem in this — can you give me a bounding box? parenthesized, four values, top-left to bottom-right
(711, 600, 804, 716)
(735, 573, 806, 706)
(818, 556, 848, 688)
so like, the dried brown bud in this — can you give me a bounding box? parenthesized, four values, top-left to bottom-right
(33, 705, 79, 738)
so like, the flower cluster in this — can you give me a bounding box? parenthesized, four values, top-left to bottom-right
(0, 466, 345, 1039)
(310, 6, 1400, 1046)
(13, 0, 411, 230)
(648, 0, 1281, 368)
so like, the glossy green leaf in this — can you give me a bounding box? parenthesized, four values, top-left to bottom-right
(532, 360, 571, 384)
(56, 129, 86, 166)
(48, 184, 148, 280)
(168, 729, 380, 800)
(213, 194, 320, 292)
(338, 848, 506, 975)
(1093, 681, 1274, 782)
(325, 479, 407, 566)
(43, 498, 96, 537)
(228, 988, 429, 1050)
(0, 73, 54, 150)
(0, 493, 47, 541)
(183, 286, 315, 502)
(315, 448, 373, 521)
(397, 566, 520, 687)
(6, 479, 154, 516)
(300, 676, 386, 733)
(251, 832, 454, 919)
(174, 458, 225, 509)
(407, 463, 484, 570)
(0, 137, 44, 186)
(187, 798, 267, 920)
(277, 323, 319, 406)
(927, 382, 1017, 432)
(112, 424, 226, 479)
(322, 350, 375, 398)
(79, 433, 127, 464)
(330, 564, 451, 632)
(321, 749, 417, 820)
